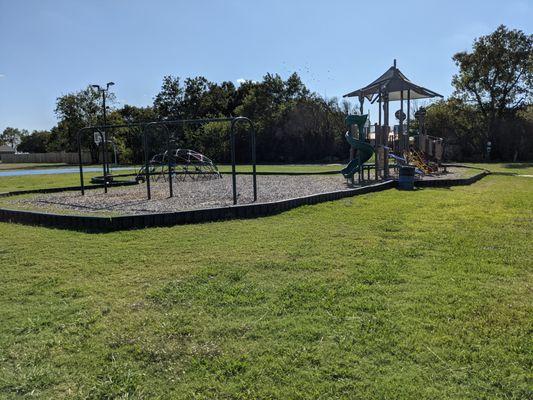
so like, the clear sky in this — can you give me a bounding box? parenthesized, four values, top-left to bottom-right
(0, 0, 531, 132)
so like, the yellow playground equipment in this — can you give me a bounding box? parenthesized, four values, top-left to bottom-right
(406, 146, 434, 174)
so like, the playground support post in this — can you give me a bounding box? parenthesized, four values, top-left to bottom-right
(400, 90, 404, 152)
(376, 92, 382, 181)
(347, 123, 355, 186)
(383, 92, 390, 178)
(230, 125, 237, 204)
(143, 127, 151, 200)
(357, 120, 362, 184)
(102, 92, 109, 175)
(167, 129, 173, 198)
(77, 128, 86, 196)
(142, 122, 173, 200)
(100, 130, 108, 194)
(406, 89, 411, 153)
(230, 117, 257, 205)
(359, 96, 364, 183)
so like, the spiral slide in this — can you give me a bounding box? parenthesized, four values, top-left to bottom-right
(341, 131, 374, 179)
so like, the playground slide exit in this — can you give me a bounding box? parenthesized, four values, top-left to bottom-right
(341, 131, 374, 179)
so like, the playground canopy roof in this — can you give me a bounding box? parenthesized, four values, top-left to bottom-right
(343, 65, 443, 102)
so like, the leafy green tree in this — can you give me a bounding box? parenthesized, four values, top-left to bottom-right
(32, 73, 349, 164)
(17, 130, 51, 153)
(514, 105, 533, 160)
(201, 81, 236, 117)
(233, 73, 345, 162)
(452, 25, 533, 158)
(49, 86, 115, 161)
(153, 76, 184, 119)
(107, 105, 158, 163)
(0, 127, 25, 149)
(181, 76, 210, 119)
(425, 99, 486, 160)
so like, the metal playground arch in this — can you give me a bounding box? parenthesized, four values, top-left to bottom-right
(76, 117, 257, 205)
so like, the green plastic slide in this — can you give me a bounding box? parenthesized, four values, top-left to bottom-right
(341, 114, 375, 179)
(341, 133, 374, 179)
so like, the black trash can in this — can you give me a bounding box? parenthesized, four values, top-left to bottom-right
(398, 166, 415, 190)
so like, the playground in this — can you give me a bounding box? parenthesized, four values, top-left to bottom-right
(0, 59, 531, 399)
(0, 62, 472, 226)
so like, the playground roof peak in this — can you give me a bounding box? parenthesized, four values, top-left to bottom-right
(343, 62, 443, 102)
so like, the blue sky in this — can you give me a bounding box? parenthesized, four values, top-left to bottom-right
(0, 0, 531, 132)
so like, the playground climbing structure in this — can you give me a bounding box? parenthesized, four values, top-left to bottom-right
(342, 60, 445, 181)
(136, 149, 221, 183)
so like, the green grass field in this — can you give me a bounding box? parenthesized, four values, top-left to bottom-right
(0, 163, 71, 171)
(0, 164, 532, 399)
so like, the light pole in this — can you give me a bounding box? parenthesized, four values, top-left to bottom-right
(92, 82, 114, 177)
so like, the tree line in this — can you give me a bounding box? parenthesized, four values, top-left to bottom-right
(2, 25, 531, 163)
(425, 25, 532, 161)
(3, 73, 350, 164)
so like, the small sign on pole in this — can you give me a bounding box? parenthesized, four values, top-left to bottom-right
(395, 109, 406, 122)
(94, 131, 103, 145)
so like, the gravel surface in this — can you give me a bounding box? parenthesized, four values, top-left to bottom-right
(15, 175, 351, 215)
(9, 167, 473, 216)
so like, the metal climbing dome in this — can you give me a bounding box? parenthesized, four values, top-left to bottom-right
(136, 149, 221, 182)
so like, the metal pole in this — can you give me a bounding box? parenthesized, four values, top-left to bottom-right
(98, 89, 108, 193)
(377, 93, 382, 181)
(250, 121, 257, 202)
(143, 126, 151, 200)
(378, 93, 382, 126)
(167, 128, 173, 198)
(384, 93, 389, 178)
(102, 91, 110, 175)
(407, 89, 411, 154)
(230, 122, 237, 205)
(230, 117, 257, 203)
(400, 90, 404, 152)
(77, 129, 85, 195)
(101, 130, 107, 193)
(384, 94, 389, 142)
(358, 146, 362, 184)
(359, 97, 364, 183)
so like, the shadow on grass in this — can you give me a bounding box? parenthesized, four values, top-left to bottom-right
(502, 163, 533, 169)
(491, 172, 517, 176)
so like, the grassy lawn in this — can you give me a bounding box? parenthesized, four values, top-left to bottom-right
(0, 163, 71, 171)
(0, 172, 101, 193)
(463, 162, 533, 175)
(0, 166, 531, 398)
